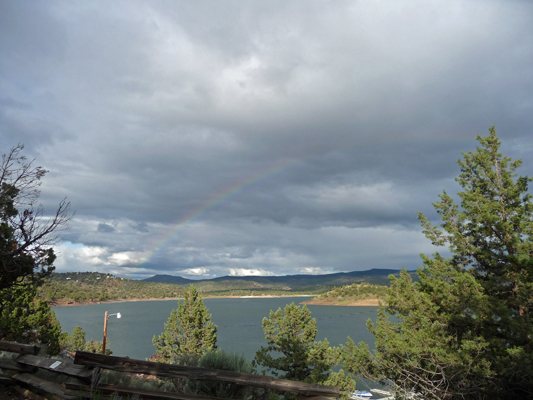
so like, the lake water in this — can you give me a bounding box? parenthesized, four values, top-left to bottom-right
(53, 297, 378, 362)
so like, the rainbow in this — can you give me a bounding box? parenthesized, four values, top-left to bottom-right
(139, 132, 401, 268)
(141, 157, 298, 266)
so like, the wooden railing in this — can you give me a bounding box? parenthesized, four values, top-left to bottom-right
(0, 341, 340, 400)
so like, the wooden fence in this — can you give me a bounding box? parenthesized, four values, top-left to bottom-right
(0, 341, 340, 400)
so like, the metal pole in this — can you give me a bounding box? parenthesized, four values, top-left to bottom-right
(102, 311, 108, 354)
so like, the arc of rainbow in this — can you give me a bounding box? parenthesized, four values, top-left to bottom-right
(139, 134, 402, 268)
(141, 158, 297, 266)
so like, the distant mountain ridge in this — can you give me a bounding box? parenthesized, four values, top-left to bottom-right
(142, 268, 418, 293)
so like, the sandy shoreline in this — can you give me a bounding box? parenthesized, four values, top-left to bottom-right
(301, 298, 386, 306)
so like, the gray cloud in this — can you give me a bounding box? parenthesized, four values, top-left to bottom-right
(97, 223, 116, 233)
(2, 0, 533, 279)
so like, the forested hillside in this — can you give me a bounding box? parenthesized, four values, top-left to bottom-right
(303, 283, 388, 306)
(38, 272, 183, 305)
(39, 269, 413, 306)
(144, 268, 417, 293)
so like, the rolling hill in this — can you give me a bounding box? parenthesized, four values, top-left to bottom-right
(142, 268, 418, 295)
(40, 269, 419, 305)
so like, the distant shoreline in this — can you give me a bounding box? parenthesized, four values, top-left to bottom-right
(301, 298, 385, 306)
(50, 294, 318, 308)
(50, 295, 386, 308)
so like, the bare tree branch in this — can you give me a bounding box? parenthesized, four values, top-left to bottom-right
(0, 144, 73, 298)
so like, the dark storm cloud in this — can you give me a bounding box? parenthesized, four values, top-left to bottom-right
(97, 223, 116, 233)
(2, 0, 533, 278)
(131, 222, 150, 233)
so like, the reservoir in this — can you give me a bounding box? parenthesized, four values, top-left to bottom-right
(53, 297, 379, 362)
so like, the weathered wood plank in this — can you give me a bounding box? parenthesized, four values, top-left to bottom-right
(62, 377, 93, 399)
(0, 374, 14, 385)
(74, 351, 340, 397)
(63, 388, 92, 399)
(16, 354, 93, 381)
(0, 358, 38, 373)
(0, 341, 39, 355)
(12, 372, 77, 399)
(66, 382, 239, 400)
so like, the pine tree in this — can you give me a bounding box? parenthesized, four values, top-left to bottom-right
(71, 326, 86, 351)
(152, 285, 217, 362)
(255, 303, 355, 399)
(0, 285, 61, 355)
(343, 127, 533, 399)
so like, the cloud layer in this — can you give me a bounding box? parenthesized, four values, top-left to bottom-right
(2, 0, 533, 279)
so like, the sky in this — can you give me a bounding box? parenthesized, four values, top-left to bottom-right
(1, 0, 533, 280)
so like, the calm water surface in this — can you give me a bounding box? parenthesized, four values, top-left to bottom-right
(53, 297, 378, 362)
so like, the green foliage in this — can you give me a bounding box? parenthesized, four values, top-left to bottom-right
(255, 303, 318, 381)
(165, 352, 202, 393)
(38, 272, 183, 304)
(71, 326, 86, 351)
(0, 285, 61, 355)
(153, 284, 217, 362)
(84, 339, 112, 355)
(97, 369, 176, 392)
(255, 303, 355, 399)
(183, 350, 254, 399)
(315, 283, 388, 303)
(58, 331, 71, 349)
(343, 127, 533, 399)
(59, 325, 111, 355)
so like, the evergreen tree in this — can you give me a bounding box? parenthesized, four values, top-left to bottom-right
(0, 285, 61, 355)
(71, 326, 86, 351)
(343, 127, 533, 399)
(58, 325, 105, 354)
(152, 284, 217, 362)
(59, 331, 72, 351)
(255, 303, 355, 399)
